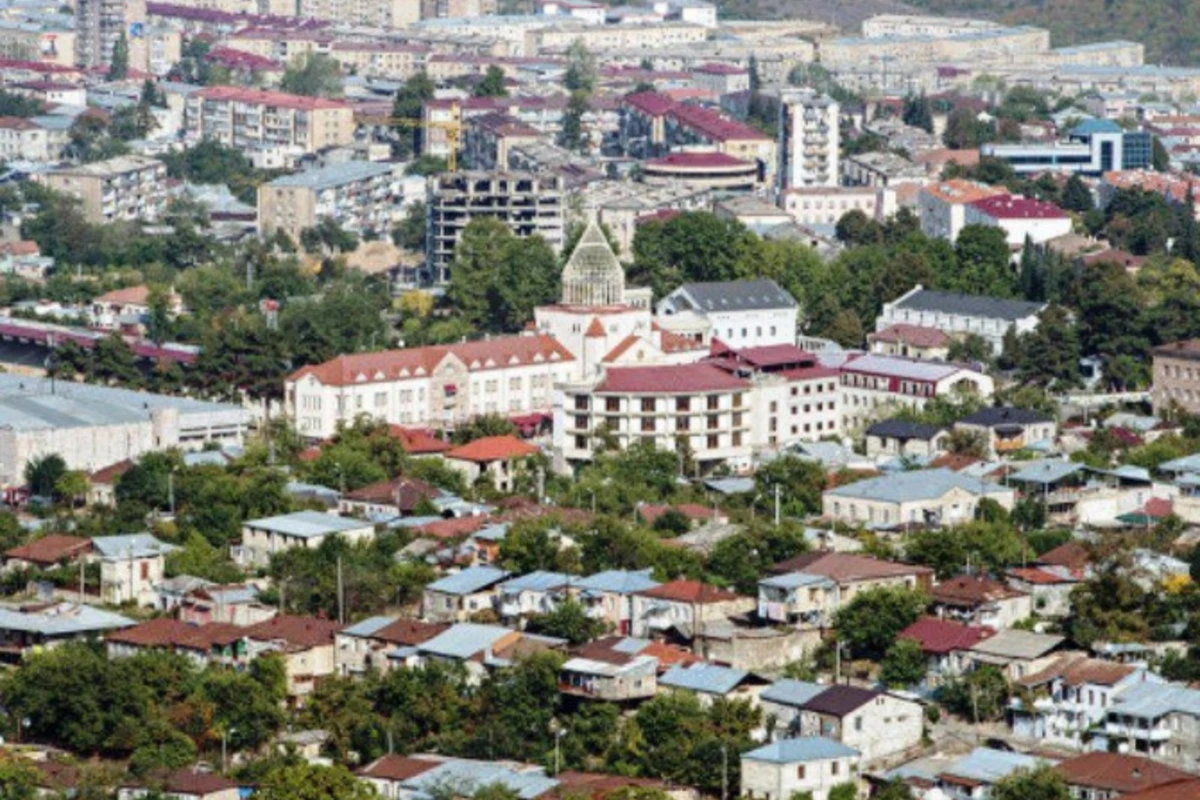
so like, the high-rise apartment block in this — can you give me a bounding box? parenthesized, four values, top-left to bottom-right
(779, 89, 839, 190)
(75, 0, 145, 69)
(184, 87, 356, 154)
(258, 161, 398, 245)
(41, 155, 168, 224)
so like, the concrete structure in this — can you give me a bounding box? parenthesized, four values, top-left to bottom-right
(569, 569, 659, 635)
(259, 161, 398, 244)
(335, 616, 446, 676)
(821, 468, 1015, 528)
(185, 86, 355, 156)
(427, 171, 565, 283)
(296, 0, 420, 27)
(237, 511, 376, 568)
(964, 194, 1073, 247)
(629, 579, 754, 639)
(421, 566, 509, 623)
(75, 0, 145, 69)
(1104, 683, 1200, 772)
(244, 614, 341, 699)
(740, 738, 860, 800)
(92, 533, 176, 606)
(286, 334, 575, 439)
(0, 21, 75, 67)
(1152, 339, 1200, 416)
(789, 685, 923, 764)
(41, 155, 168, 224)
(930, 575, 1033, 630)
(641, 151, 759, 191)
(875, 285, 1046, 356)
(917, 180, 1006, 242)
(864, 419, 947, 459)
(0, 117, 59, 163)
(0, 375, 248, 486)
(783, 186, 895, 227)
(954, 407, 1057, 458)
(779, 89, 839, 190)
(656, 279, 798, 351)
(463, 112, 544, 171)
(981, 120, 1153, 176)
(965, 629, 1065, 682)
(835, 353, 994, 432)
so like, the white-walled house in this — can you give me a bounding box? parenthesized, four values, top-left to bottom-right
(740, 738, 860, 800)
(92, 534, 177, 607)
(421, 566, 510, 623)
(835, 352, 995, 432)
(874, 285, 1045, 356)
(656, 279, 798, 350)
(964, 194, 1072, 247)
(821, 468, 1015, 529)
(237, 511, 376, 568)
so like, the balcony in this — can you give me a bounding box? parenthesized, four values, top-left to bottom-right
(1105, 721, 1172, 741)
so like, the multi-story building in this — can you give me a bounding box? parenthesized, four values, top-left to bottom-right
(779, 89, 839, 190)
(297, 0, 421, 28)
(463, 113, 543, 171)
(286, 334, 576, 439)
(656, 278, 798, 351)
(1102, 682, 1200, 771)
(860, 14, 1004, 39)
(0, 19, 75, 67)
(982, 119, 1154, 176)
(328, 42, 429, 80)
(783, 186, 896, 227)
(836, 351, 995, 431)
(41, 155, 168, 224)
(75, 0, 145, 69)
(1152, 339, 1200, 416)
(258, 160, 398, 244)
(875, 285, 1046, 356)
(917, 180, 1006, 242)
(184, 86, 355, 155)
(821, 468, 1015, 528)
(426, 171, 565, 283)
(0, 116, 58, 162)
(641, 151, 760, 192)
(963, 193, 1073, 247)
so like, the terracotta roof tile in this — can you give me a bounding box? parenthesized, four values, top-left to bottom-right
(1118, 778, 1200, 799)
(636, 579, 742, 603)
(245, 614, 340, 649)
(344, 476, 440, 511)
(1038, 540, 1092, 570)
(5, 535, 91, 566)
(899, 617, 994, 655)
(388, 426, 452, 455)
(368, 618, 448, 646)
(1018, 653, 1136, 688)
(446, 435, 539, 463)
(870, 323, 951, 349)
(770, 552, 932, 581)
(359, 755, 441, 782)
(1056, 753, 1195, 795)
(596, 363, 749, 394)
(932, 574, 1026, 607)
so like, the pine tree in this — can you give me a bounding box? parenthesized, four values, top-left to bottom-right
(107, 33, 129, 81)
(1018, 236, 1044, 301)
(1061, 174, 1094, 213)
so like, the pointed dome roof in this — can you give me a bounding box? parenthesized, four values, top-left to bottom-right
(561, 219, 625, 307)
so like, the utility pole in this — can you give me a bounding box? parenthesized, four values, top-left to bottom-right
(336, 555, 344, 625)
(773, 483, 781, 526)
(834, 639, 841, 685)
(78, 557, 84, 602)
(167, 468, 175, 516)
(720, 742, 728, 800)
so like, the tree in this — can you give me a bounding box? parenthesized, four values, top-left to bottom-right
(0, 752, 41, 800)
(754, 456, 826, 518)
(474, 65, 508, 97)
(833, 585, 927, 660)
(498, 519, 561, 574)
(827, 785, 858, 800)
(1152, 136, 1171, 172)
(25, 454, 67, 499)
(992, 765, 1070, 800)
(1061, 174, 1094, 213)
(446, 218, 560, 332)
(834, 209, 883, 246)
(902, 92, 933, 133)
(873, 781, 915, 800)
(54, 470, 89, 508)
(880, 638, 927, 688)
(527, 598, 604, 644)
(947, 333, 991, 364)
(391, 71, 435, 159)
(281, 53, 342, 97)
(630, 212, 762, 298)
(560, 91, 589, 152)
(256, 763, 379, 800)
(563, 39, 597, 94)
(943, 107, 993, 149)
(393, 201, 427, 253)
(1016, 305, 1081, 390)
(107, 34, 129, 81)
(939, 665, 1009, 722)
(955, 225, 1016, 297)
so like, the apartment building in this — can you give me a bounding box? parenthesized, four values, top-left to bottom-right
(328, 42, 429, 80)
(41, 155, 168, 224)
(258, 160, 398, 244)
(426, 171, 565, 283)
(286, 335, 576, 439)
(0, 116, 58, 162)
(656, 278, 798, 350)
(75, 0, 145, 69)
(297, 0, 421, 28)
(1152, 339, 1200, 416)
(963, 194, 1072, 247)
(820, 25, 1049, 70)
(917, 180, 1006, 242)
(0, 19, 75, 67)
(875, 285, 1046, 356)
(463, 113, 543, 171)
(1103, 683, 1200, 771)
(185, 86, 355, 155)
(836, 352, 995, 431)
(861, 14, 1004, 39)
(779, 89, 839, 189)
(783, 186, 895, 227)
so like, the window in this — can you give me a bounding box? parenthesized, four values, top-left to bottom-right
(374, 392, 386, 407)
(606, 397, 620, 412)
(796, 766, 806, 780)
(854, 716, 863, 732)
(575, 396, 589, 411)
(575, 435, 587, 449)
(641, 418, 655, 432)
(707, 414, 719, 430)
(831, 762, 840, 776)
(707, 395, 719, 411)
(140, 561, 149, 580)
(677, 417, 690, 431)
(575, 415, 588, 429)
(676, 396, 691, 412)
(732, 431, 742, 446)
(707, 434, 719, 449)
(769, 401, 778, 413)
(641, 398, 656, 413)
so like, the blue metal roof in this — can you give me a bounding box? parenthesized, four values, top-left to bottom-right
(703, 477, 756, 495)
(573, 569, 659, 595)
(1160, 453, 1200, 474)
(761, 679, 827, 708)
(1071, 118, 1123, 136)
(91, 533, 176, 560)
(499, 571, 574, 593)
(419, 623, 514, 659)
(1111, 682, 1200, 719)
(942, 748, 1041, 784)
(472, 523, 510, 542)
(245, 510, 371, 538)
(426, 566, 509, 596)
(1008, 460, 1086, 486)
(759, 573, 834, 590)
(825, 468, 1006, 503)
(742, 737, 858, 764)
(660, 663, 748, 695)
(403, 759, 557, 800)
(0, 602, 133, 636)
(340, 615, 397, 638)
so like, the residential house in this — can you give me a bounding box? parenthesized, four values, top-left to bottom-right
(244, 614, 342, 701)
(691, 617, 819, 671)
(820, 468, 1015, 529)
(421, 566, 510, 623)
(875, 285, 1046, 356)
(117, 770, 239, 800)
(1055, 752, 1195, 799)
(89, 285, 183, 331)
(740, 738, 861, 800)
(917, 179, 1005, 242)
(657, 662, 766, 707)
(937, 748, 1048, 800)
(87, 458, 134, 505)
(445, 436, 541, 493)
(898, 617, 994, 686)
(931, 574, 1033, 629)
(105, 618, 249, 668)
(3, 534, 91, 571)
(655, 278, 799, 350)
(154, 576, 213, 612)
(867, 323, 951, 361)
(760, 553, 933, 628)
(335, 615, 447, 676)
(338, 477, 442, 519)
(0, 602, 133, 662)
(496, 571, 574, 625)
(1008, 565, 1085, 618)
(1103, 683, 1200, 772)
(1114, 780, 1200, 799)
(955, 407, 1058, 458)
(358, 754, 558, 800)
(91, 533, 177, 606)
(559, 646, 660, 702)
(863, 419, 948, 459)
(41, 155, 169, 224)
(793, 685, 924, 764)
(964, 194, 1073, 247)
(629, 579, 755, 639)
(759, 679, 828, 737)
(570, 569, 660, 635)
(177, 584, 277, 626)
(965, 628, 1066, 681)
(1012, 654, 1161, 748)
(237, 511, 376, 568)
(417, 622, 567, 683)
(836, 353, 995, 432)
(1152, 339, 1200, 416)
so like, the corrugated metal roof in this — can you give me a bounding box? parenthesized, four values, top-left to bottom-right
(659, 663, 748, 695)
(742, 737, 859, 764)
(426, 566, 509, 596)
(244, 510, 372, 538)
(1110, 682, 1200, 719)
(825, 468, 1007, 504)
(942, 748, 1042, 784)
(761, 679, 827, 708)
(340, 615, 396, 638)
(759, 572, 834, 590)
(572, 569, 659, 595)
(499, 571, 574, 593)
(402, 759, 558, 800)
(419, 623, 513, 659)
(0, 602, 133, 636)
(91, 533, 176, 560)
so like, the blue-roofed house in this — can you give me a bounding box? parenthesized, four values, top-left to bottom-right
(740, 738, 860, 800)
(417, 622, 566, 682)
(658, 662, 766, 706)
(570, 569, 660, 635)
(91, 533, 177, 606)
(821, 468, 1014, 528)
(335, 616, 448, 676)
(760, 679, 827, 734)
(421, 566, 510, 623)
(361, 754, 559, 800)
(496, 571, 575, 622)
(238, 511, 376, 568)
(936, 747, 1045, 798)
(1101, 682, 1200, 769)
(0, 601, 133, 661)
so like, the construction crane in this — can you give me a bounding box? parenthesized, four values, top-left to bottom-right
(358, 116, 463, 171)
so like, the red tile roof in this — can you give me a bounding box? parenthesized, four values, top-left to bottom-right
(1038, 540, 1092, 571)
(1056, 754, 1194, 796)
(388, 426, 451, 455)
(359, 755, 441, 782)
(445, 435, 539, 463)
(595, 363, 749, 394)
(161, 770, 238, 795)
(922, 180, 1003, 205)
(245, 614, 341, 649)
(1018, 653, 1136, 688)
(93, 285, 152, 306)
(1008, 566, 1079, 585)
(106, 618, 246, 649)
(667, 103, 771, 142)
(932, 574, 1026, 607)
(4, 535, 91, 566)
(408, 515, 488, 540)
(900, 617, 993, 654)
(287, 335, 573, 387)
(1117, 778, 1200, 800)
(361, 618, 448, 646)
(771, 552, 933, 581)
(645, 151, 753, 170)
(970, 193, 1068, 220)
(196, 84, 348, 110)
(623, 91, 676, 116)
(870, 323, 951, 349)
(344, 476, 440, 511)
(636, 579, 743, 603)
(585, 317, 606, 338)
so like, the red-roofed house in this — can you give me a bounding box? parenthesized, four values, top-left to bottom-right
(630, 579, 754, 638)
(966, 193, 1073, 246)
(388, 426, 451, 455)
(118, 769, 239, 800)
(445, 435, 540, 492)
(867, 323, 952, 361)
(4, 535, 92, 570)
(286, 334, 576, 439)
(931, 574, 1033, 629)
(338, 476, 441, 518)
(245, 614, 342, 699)
(899, 617, 994, 684)
(90, 285, 184, 330)
(638, 503, 727, 528)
